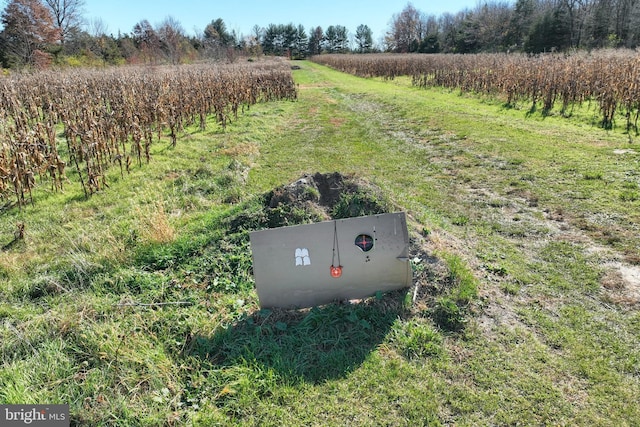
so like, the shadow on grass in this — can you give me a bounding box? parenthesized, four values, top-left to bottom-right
(186, 290, 409, 384)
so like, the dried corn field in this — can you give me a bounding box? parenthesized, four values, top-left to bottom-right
(0, 60, 297, 207)
(312, 51, 640, 133)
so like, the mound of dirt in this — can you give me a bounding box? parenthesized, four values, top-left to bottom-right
(263, 172, 391, 228)
(225, 172, 388, 232)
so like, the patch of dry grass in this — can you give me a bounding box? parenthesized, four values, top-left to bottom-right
(136, 201, 176, 244)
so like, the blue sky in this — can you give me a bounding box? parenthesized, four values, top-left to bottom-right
(82, 0, 491, 42)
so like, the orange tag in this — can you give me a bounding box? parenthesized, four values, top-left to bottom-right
(330, 265, 343, 278)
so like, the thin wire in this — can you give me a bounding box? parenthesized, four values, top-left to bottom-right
(332, 220, 341, 266)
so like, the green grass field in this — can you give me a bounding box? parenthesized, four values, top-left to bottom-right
(1, 60, 639, 426)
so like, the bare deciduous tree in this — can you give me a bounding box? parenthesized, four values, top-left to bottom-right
(157, 16, 189, 64)
(132, 19, 162, 64)
(43, 0, 85, 44)
(88, 17, 108, 37)
(387, 3, 425, 52)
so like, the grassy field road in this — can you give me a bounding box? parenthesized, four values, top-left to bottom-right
(1, 60, 639, 425)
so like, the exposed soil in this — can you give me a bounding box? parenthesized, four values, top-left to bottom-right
(461, 176, 640, 308)
(267, 172, 359, 215)
(263, 172, 391, 227)
(601, 263, 640, 306)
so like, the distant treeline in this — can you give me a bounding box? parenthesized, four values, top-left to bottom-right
(2, 0, 640, 68)
(387, 0, 640, 53)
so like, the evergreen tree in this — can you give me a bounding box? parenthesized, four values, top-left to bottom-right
(204, 18, 235, 47)
(355, 24, 373, 53)
(308, 26, 323, 55)
(293, 24, 308, 58)
(525, 6, 572, 52)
